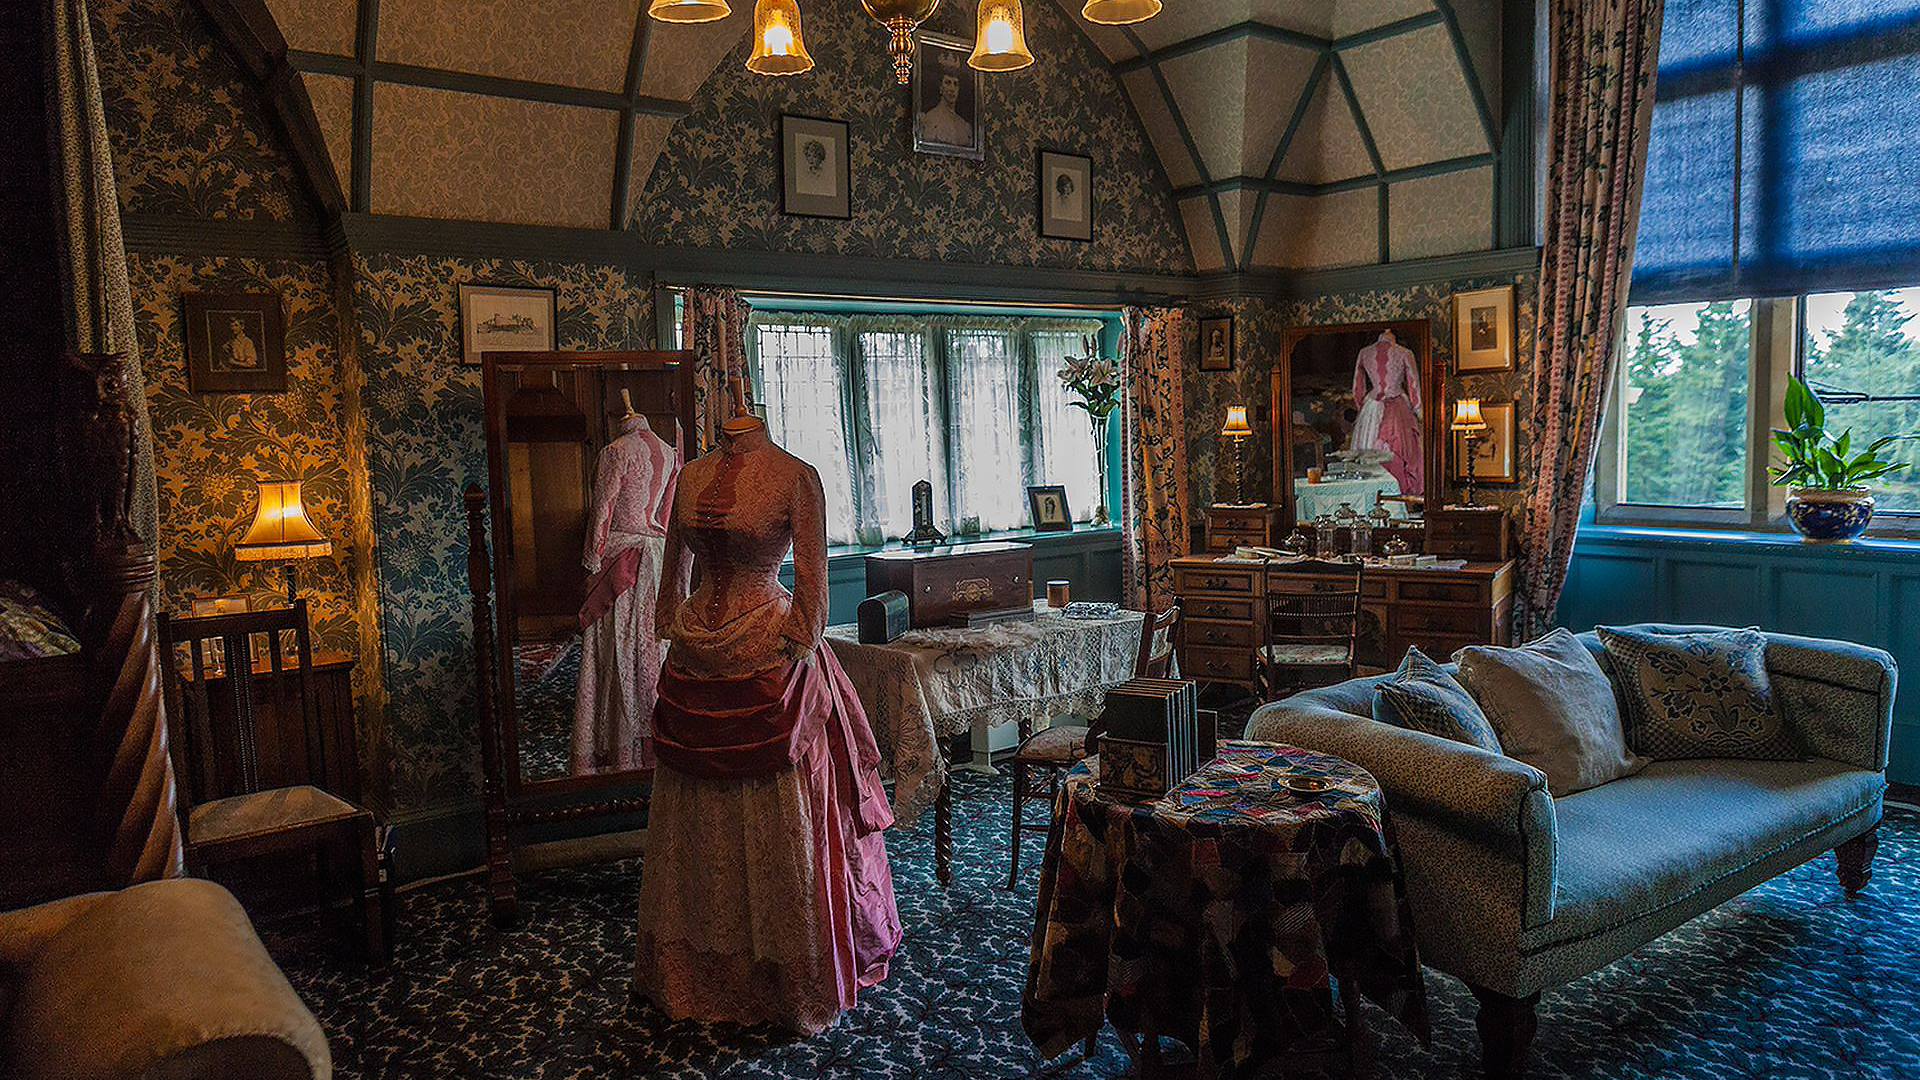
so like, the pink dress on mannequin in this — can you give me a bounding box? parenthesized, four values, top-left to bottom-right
(1350, 331, 1425, 495)
(634, 422, 901, 1035)
(573, 415, 678, 774)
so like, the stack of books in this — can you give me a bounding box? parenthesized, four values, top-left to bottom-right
(1094, 677, 1216, 801)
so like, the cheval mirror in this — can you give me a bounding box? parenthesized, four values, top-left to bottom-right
(466, 349, 695, 924)
(1270, 319, 1441, 534)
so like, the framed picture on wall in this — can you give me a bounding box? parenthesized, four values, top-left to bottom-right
(458, 283, 556, 365)
(183, 292, 286, 392)
(1198, 314, 1235, 371)
(1038, 149, 1093, 242)
(1452, 399, 1517, 483)
(912, 34, 984, 159)
(1452, 285, 1515, 372)
(780, 113, 852, 219)
(1028, 485, 1072, 531)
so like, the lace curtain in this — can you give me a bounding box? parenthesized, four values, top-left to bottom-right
(748, 312, 1104, 546)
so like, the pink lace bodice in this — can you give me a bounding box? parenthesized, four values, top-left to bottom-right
(584, 416, 678, 573)
(1352, 335, 1422, 411)
(655, 425, 828, 678)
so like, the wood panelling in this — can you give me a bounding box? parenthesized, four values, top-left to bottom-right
(1561, 527, 1920, 783)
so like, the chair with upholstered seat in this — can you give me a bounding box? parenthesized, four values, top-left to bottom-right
(157, 599, 387, 965)
(1259, 558, 1362, 700)
(1004, 602, 1182, 888)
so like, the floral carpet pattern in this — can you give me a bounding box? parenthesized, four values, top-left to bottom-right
(277, 773, 1919, 1080)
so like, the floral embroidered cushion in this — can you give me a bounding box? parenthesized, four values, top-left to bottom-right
(1595, 626, 1806, 761)
(1372, 647, 1503, 753)
(0, 579, 79, 661)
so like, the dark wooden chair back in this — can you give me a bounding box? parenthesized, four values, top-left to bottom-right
(156, 599, 318, 807)
(1262, 559, 1364, 695)
(1134, 599, 1184, 679)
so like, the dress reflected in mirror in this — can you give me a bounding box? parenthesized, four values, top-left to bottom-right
(572, 393, 679, 775)
(1351, 329, 1425, 496)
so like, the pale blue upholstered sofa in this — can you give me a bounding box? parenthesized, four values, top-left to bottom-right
(1245, 624, 1895, 1080)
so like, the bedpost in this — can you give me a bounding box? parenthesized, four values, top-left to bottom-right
(465, 481, 518, 925)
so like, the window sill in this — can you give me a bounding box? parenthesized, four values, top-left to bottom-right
(1578, 522, 1920, 556)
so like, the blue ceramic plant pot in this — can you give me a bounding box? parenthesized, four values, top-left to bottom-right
(1786, 487, 1876, 541)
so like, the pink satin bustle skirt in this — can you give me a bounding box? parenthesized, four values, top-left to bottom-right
(633, 647, 902, 1034)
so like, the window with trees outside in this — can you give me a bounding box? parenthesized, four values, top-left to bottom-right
(744, 309, 1113, 547)
(1594, 0, 1920, 534)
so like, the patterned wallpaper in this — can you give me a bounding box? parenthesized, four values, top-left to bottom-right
(90, 0, 311, 221)
(633, 1, 1191, 273)
(130, 253, 363, 651)
(352, 254, 654, 810)
(1184, 272, 1538, 522)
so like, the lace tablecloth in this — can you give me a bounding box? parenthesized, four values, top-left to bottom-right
(1023, 742, 1429, 1077)
(1293, 476, 1398, 522)
(825, 604, 1144, 824)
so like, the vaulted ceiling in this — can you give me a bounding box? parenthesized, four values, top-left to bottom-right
(257, 0, 1505, 273)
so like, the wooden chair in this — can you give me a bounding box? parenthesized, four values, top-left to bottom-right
(1005, 601, 1183, 889)
(156, 599, 388, 965)
(1259, 558, 1364, 700)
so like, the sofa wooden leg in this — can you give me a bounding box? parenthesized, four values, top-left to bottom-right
(1468, 984, 1539, 1080)
(1837, 826, 1879, 898)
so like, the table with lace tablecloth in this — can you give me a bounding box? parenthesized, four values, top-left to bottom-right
(824, 603, 1144, 884)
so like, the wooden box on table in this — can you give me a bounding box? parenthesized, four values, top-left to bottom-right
(864, 541, 1034, 628)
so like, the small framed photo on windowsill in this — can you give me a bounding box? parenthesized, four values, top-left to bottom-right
(1028, 485, 1073, 531)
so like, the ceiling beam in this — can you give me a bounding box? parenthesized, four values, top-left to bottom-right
(1119, 23, 1237, 269)
(1112, 12, 1445, 76)
(1432, 0, 1499, 152)
(1173, 153, 1497, 200)
(1240, 52, 1330, 270)
(287, 52, 690, 119)
(350, 0, 377, 212)
(611, 9, 655, 230)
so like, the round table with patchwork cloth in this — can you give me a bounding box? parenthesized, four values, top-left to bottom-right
(1022, 741, 1429, 1078)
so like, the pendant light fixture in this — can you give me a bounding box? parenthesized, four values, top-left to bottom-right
(647, 0, 732, 23)
(859, 0, 943, 84)
(1080, 0, 1160, 25)
(747, 0, 814, 75)
(968, 0, 1032, 72)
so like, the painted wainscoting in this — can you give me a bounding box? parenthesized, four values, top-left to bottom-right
(1559, 526, 1920, 784)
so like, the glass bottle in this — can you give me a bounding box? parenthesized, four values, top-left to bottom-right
(1313, 513, 1340, 557)
(1335, 502, 1369, 556)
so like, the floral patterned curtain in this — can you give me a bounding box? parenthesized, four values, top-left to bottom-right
(1517, 0, 1666, 637)
(680, 285, 752, 454)
(1119, 306, 1191, 614)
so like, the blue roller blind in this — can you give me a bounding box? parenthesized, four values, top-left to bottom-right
(1632, 0, 1920, 302)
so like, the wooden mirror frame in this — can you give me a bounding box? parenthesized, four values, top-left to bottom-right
(467, 349, 696, 924)
(1269, 319, 1441, 533)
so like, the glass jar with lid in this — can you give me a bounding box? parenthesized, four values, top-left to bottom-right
(1335, 502, 1370, 557)
(1313, 513, 1340, 557)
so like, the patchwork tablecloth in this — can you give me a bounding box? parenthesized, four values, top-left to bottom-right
(825, 605, 1143, 824)
(1023, 741, 1429, 1078)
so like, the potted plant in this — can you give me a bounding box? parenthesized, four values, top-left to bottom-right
(1771, 375, 1911, 540)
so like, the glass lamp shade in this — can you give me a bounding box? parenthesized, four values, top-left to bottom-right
(969, 0, 1033, 71)
(234, 480, 332, 561)
(1081, 0, 1160, 26)
(1219, 404, 1252, 436)
(648, 0, 732, 23)
(747, 0, 814, 75)
(1451, 397, 1488, 430)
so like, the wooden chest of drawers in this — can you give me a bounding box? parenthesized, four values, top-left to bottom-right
(1423, 507, 1511, 561)
(1202, 504, 1284, 552)
(1171, 555, 1515, 690)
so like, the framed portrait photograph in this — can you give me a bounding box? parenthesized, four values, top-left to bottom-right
(183, 292, 286, 393)
(1198, 314, 1235, 372)
(1038, 149, 1093, 242)
(1452, 399, 1517, 483)
(912, 34, 983, 159)
(1453, 285, 1515, 372)
(779, 113, 851, 219)
(458, 283, 556, 365)
(1027, 484, 1072, 532)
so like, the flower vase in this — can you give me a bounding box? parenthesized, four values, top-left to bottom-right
(1090, 413, 1111, 526)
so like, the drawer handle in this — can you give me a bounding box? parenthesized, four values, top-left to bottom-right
(1203, 576, 1238, 590)
(1202, 629, 1234, 643)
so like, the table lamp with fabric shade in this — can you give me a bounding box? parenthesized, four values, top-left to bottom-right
(235, 480, 332, 603)
(1451, 398, 1488, 507)
(1218, 404, 1253, 506)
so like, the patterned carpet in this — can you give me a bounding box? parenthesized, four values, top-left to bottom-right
(276, 771, 1920, 1080)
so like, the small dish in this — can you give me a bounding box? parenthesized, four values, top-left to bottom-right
(1283, 775, 1332, 796)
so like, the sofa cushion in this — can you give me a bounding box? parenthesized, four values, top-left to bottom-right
(1373, 647, 1503, 753)
(1529, 757, 1883, 950)
(1596, 625, 1806, 761)
(1456, 628, 1647, 796)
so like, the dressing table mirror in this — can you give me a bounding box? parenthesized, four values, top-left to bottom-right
(465, 349, 695, 923)
(1270, 320, 1441, 533)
